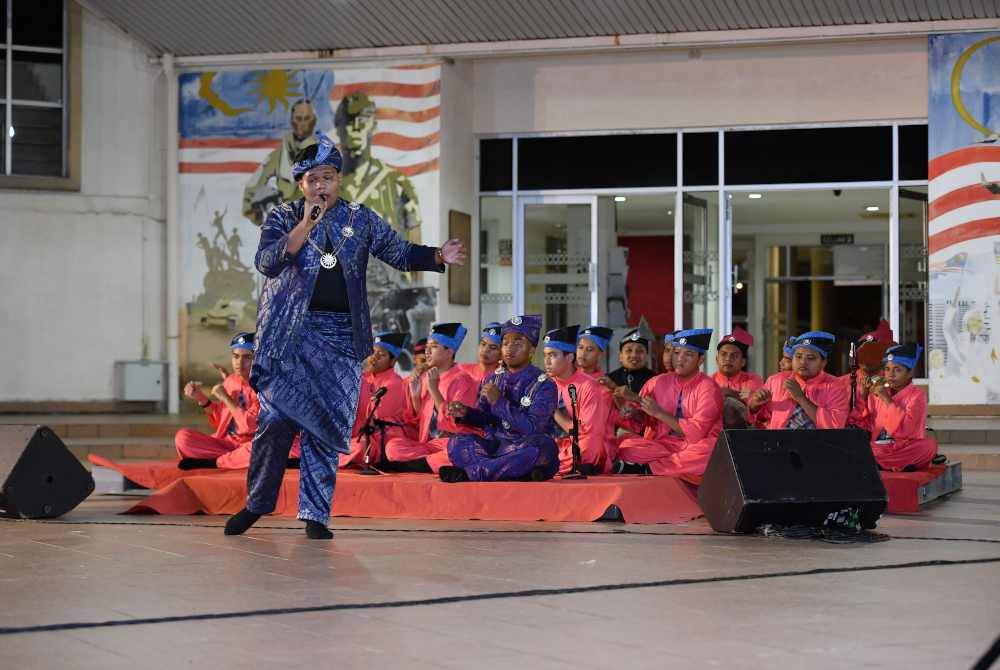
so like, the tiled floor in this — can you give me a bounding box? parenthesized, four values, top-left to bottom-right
(2, 474, 999, 669)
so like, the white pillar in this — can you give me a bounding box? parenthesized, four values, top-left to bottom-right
(163, 53, 180, 414)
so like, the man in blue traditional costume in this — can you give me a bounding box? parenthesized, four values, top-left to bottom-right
(225, 132, 466, 539)
(440, 315, 560, 482)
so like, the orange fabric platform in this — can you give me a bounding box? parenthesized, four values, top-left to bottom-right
(880, 465, 949, 514)
(88, 454, 218, 490)
(125, 470, 702, 524)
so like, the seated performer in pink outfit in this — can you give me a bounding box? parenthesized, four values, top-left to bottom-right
(383, 323, 479, 472)
(542, 325, 615, 475)
(840, 319, 895, 429)
(613, 328, 723, 477)
(860, 343, 938, 471)
(660, 331, 678, 373)
(748, 331, 849, 430)
(712, 327, 764, 429)
(339, 331, 412, 469)
(176, 332, 299, 469)
(575, 325, 613, 380)
(458, 322, 503, 385)
(778, 337, 794, 373)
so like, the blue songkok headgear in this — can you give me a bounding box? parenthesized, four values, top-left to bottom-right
(793, 331, 836, 359)
(883, 343, 922, 370)
(428, 323, 468, 352)
(782, 336, 796, 358)
(664, 330, 679, 345)
(481, 322, 502, 346)
(230, 332, 255, 351)
(578, 325, 612, 352)
(543, 325, 580, 354)
(502, 315, 543, 346)
(373, 331, 408, 359)
(291, 132, 343, 181)
(672, 328, 713, 354)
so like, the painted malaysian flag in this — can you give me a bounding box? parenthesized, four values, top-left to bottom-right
(178, 65, 441, 178)
(928, 143, 1000, 256)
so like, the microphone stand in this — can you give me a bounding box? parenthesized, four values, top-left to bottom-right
(562, 384, 586, 480)
(848, 341, 858, 414)
(359, 389, 387, 476)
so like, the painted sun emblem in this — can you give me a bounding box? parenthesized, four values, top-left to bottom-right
(250, 70, 302, 114)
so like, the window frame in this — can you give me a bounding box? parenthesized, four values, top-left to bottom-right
(0, 0, 80, 190)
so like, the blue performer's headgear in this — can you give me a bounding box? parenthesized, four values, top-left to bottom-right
(373, 332, 409, 359)
(502, 315, 543, 346)
(481, 322, 502, 346)
(664, 330, 679, 345)
(230, 332, 255, 351)
(782, 336, 796, 358)
(792, 331, 836, 359)
(292, 132, 343, 181)
(543, 325, 580, 354)
(578, 325, 613, 352)
(428, 323, 468, 352)
(672, 329, 713, 354)
(883, 343, 922, 370)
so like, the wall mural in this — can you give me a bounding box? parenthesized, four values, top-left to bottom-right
(928, 34, 1000, 404)
(178, 65, 441, 382)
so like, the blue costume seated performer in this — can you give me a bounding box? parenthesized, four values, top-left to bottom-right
(224, 131, 465, 539)
(440, 315, 560, 483)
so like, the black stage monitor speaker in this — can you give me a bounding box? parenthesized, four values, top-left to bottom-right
(698, 429, 887, 533)
(0, 425, 95, 518)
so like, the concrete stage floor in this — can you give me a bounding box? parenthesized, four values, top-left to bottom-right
(2, 473, 999, 669)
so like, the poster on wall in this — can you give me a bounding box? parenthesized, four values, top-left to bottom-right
(178, 65, 441, 381)
(927, 34, 1000, 404)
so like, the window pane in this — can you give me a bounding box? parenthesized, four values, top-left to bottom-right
(0, 1, 7, 42)
(479, 139, 512, 191)
(899, 187, 928, 378)
(13, 0, 63, 48)
(899, 124, 928, 181)
(479, 196, 513, 330)
(11, 105, 63, 176)
(725, 126, 892, 184)
(519, 134, 676, 189)
(13, 51, 63, 103)
(0, 107, 6, 173)
(682, 132, 718, 186)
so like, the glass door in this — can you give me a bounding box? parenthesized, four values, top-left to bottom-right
(516, 196, 598, 343)
(681, 192, 720, 370)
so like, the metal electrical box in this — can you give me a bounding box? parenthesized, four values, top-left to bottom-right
(114, 361, 167, 402)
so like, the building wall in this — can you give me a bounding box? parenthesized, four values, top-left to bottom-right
(472, 38, 928, 134)
(0, 11, 165, 401)
(435, 61, 479, 363)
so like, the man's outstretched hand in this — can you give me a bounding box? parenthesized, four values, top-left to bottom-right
(440, 238, 467, 266)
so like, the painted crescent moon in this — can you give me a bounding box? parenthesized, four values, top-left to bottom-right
(950, 35, 1000, 137)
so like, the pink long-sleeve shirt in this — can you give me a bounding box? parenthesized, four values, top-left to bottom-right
(634, 372, 723, 449)
(406, 365, 480, 442)
(551, 370, 616, 466)
(752, 370, 849, 430)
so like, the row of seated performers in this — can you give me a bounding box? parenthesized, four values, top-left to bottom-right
(176, 317, 937, 483)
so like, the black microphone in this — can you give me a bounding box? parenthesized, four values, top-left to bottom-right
(373, 386, 388, 400)
(309, 194, 328, 221)
(567, 384, 578, 403)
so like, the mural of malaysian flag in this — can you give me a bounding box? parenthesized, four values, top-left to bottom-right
(177, 65, 440, 177)
(928, 143, 1000, 256)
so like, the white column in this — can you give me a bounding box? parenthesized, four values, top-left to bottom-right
(674, 133, 684, 330)
(163, 53, 180, 414)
